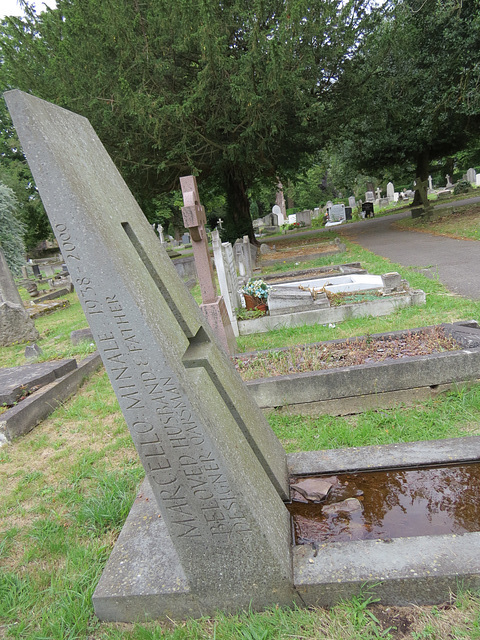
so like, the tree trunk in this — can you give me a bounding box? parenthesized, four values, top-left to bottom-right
(224, 166, 258, 246)
(412, 150, 430, 206)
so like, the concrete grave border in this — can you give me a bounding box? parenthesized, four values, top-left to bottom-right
(95, 435, 480, 621)
(238, 290, 426, 336)
(291, 436, 480, 607)
(0, 353, 102, 443)
(244, 322, 480, 415)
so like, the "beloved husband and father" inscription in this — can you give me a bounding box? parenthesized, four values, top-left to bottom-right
(5, 90, 296, 619)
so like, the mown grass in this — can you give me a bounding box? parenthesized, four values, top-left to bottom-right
(394, 201, 480, 241)
(3, 232, 480, 638)
(2, 369, 480, 638)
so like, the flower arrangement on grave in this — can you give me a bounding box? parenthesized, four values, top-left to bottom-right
(242, 278, 271, 302)
(242, 279, 271, 312)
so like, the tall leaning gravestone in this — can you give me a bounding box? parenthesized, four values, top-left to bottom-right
(5, 90, 297, 620)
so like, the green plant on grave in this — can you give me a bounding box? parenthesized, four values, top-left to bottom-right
(236, 307, 267, 321)
(454, 179, 472, 195)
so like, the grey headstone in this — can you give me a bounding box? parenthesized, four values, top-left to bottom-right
(295, 210, 312, 226)
(70, 328, 94, 345)
(24, 343, 43, 360)
(365, 191, 375, 203)
(386, 182, 394, 201)
(260, 243, 272, 254)
(348, 196, 356, 208)
(6, 90, 294, 619)
(467, 168, 476, 184)
(329, 204, 346, 222)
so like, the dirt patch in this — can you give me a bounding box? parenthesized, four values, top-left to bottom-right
(234, 326, 459, 380)
(261, 238, 338, 262)
(370, 604, 419, 638)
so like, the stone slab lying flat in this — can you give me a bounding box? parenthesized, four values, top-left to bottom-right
(0, 353, 102, 442)
(291, 437, 480, 606)
(246, 322, 480, 414)
(237, 290, 426, 335)
(0, 358, 77, 405)
(262, 263, 366, 285)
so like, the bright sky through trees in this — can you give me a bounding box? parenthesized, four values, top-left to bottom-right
(0, 0, 56, 20)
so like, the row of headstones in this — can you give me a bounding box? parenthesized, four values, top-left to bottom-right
(254, 208, 316, 230)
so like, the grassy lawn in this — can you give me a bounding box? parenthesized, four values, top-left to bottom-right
(394, 201, 480, 241)
(3, 237, 480, 638)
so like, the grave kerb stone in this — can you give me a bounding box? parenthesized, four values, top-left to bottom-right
(6, 89, 294, 619)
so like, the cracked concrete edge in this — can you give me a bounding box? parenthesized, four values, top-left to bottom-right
(287, 435, 480, 476)
(0, 352, 102, 443)
(266, 382, 466, 416)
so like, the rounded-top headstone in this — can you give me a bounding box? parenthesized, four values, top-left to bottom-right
(272, 205, 281, 215)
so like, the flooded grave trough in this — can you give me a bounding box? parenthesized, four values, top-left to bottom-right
(289, 462, 480, 545)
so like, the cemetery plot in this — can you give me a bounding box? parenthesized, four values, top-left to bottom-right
(235, 325, 460, 380)
(242, 322, 480, 414)
(8, 89, 480, 622)
(259, 236, 345, 266)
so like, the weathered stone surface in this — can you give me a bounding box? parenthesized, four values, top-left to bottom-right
(6, 90, 294, 619)
(291, 478, 335, 502)
(24, 343, 43, 360)
(268, 286, 329, 316)
(70, 328, 94, 345)
(0, 246, 39, 346)
(443, 320, 480, 348)
(322, 497, 362, 515)
(0, 301, 40, 346)
(290, 439, 480, 606)
(0, 353, 101, 442)
(0, 358, 77, 405)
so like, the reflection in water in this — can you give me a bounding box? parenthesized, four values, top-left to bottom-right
(289, 462, 480, 544)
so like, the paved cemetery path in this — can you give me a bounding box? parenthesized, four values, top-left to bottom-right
(338, 196, 480, 299)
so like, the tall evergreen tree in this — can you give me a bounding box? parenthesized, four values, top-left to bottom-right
(332, 0, 480, 204)
(1, 0, 372, 242)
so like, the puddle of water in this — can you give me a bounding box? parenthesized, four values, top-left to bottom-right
(289, 462, 480, 544)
